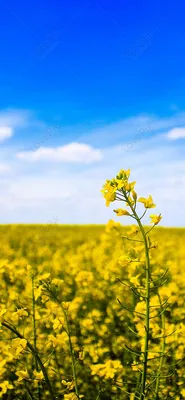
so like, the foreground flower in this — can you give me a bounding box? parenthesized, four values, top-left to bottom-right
(104, 191, 116, 207)
(114, 208, 130, 216)
(150, 214, 162, 225)
(124, 181, 136, 192)
(102, 168, 164, 400)
(101, 181, 116, 206)
(138, 195, 156, 208)
(101, 169, 133, 206)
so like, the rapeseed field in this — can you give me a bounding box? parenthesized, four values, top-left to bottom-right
(0, 169, 184, 399)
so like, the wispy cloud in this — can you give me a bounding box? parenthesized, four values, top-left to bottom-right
(166, 127, 185, 140)
(0, 127, 13, 143)
(16, 143, 103, 163)
(0, 109, 32, 143)
(0, 163, 10, 173)
(79, 112, 185, 147)
(122, 123, 151, 153)
(0, 108, 61, 153)
(0, 109, 31, 128)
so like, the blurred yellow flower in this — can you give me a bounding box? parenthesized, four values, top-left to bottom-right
(16, 370, 29, 382)
(128, 225, 139, 236)
(33, 370, 44, 380)
(0, 381, 13, 395)
(12, 308, 28, 319)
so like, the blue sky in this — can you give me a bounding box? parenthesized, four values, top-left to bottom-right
(0, 0, 185, 225)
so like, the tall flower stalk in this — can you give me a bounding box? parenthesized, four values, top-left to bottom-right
(101, 168, 162, 399)
(125, 194, 151, 400)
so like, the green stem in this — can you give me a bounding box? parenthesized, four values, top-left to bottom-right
(154, 293, 165, 399)
(2, 322, 56, 400)
(25, 383, 35, 400)
(125, 194, 150, 400)
(32, 277, 41, 400)
(32, 277, 37, 356)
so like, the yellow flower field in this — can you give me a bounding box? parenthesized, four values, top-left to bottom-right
(0, 222, 185, 399)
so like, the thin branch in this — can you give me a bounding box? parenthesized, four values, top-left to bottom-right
(117, 298, 146, 316)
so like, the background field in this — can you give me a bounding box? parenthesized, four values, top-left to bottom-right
(0, 225, 185, 399)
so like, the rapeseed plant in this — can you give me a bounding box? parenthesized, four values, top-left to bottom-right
(101, 168, 179, 399)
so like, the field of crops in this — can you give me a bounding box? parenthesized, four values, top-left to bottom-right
(0, 222, 185, 399)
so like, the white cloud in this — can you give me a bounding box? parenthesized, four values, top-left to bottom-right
(2, 133, 185, 225)
(0, 109, 31, 128)
(79, 112, 185, 147)
(0, 108, 36, 144)
(16, 142, 103, 163)
(0, 177, 71, 208)
(0, 126, 13, 142)
(0, 163, 10, 173)
(1, 112, 185, 225)
(166, 127, 185, 140)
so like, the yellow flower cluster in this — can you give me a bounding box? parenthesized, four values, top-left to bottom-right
(101, 168, 161, 228)
(101, 168, 136, 206)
